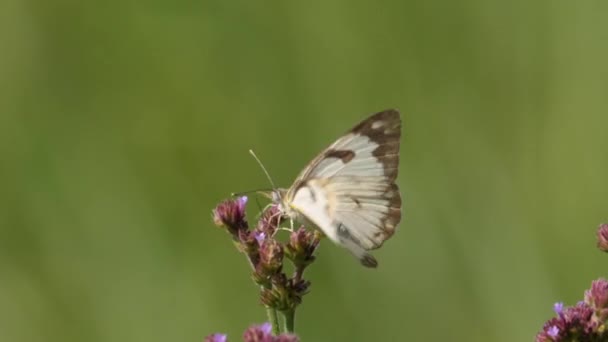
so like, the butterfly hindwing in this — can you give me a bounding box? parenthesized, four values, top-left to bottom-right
(285, 109, 402, 268)
(288, 178, 380, 268)
(329, 179, 400, 249)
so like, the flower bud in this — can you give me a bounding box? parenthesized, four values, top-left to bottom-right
(212, 197, 248, 236)
(258, 240, 284, 275)
(285, 228, 320, 267)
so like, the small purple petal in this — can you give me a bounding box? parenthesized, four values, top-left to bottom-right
(243, 322, 273, 342)
(254, 231, 266, 244)
(259, 322, 272, 334)
(553, 302, 563, 315)
(547, 326, 559, 338)
(237, 196, 248, 209)
(204, 333, 227, 342)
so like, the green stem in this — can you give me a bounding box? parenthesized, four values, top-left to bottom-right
(281, 309, 295, 333)
(247, 254, 280, 335)
(266, 306, 280, 335)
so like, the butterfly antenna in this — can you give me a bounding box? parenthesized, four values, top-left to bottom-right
(230, 189, 273, 197)
(249, 149, 277, 190)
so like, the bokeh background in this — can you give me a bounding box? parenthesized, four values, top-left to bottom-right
(1, 1, 607, 341)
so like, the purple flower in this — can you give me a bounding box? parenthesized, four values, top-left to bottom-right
(536, 301, 599, 341)
(597, 223, 608, 252)
(212, 196, 249, 236)
(243, 322, 273, 342)
(553, 302, 563, 315)
(242, 322, 300, 342)
(204, 333, 227, 342)
(547, 325, 559, 338)
(259, 322, 272, 334)
(254, 231, 266, 245)
(206, 323, 299, 342)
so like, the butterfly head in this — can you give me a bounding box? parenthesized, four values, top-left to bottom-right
(256, 188, 284, 202)
(266, 188, 288, 206)
(257, 188, 298, 220)
(269, 189, 282, 203)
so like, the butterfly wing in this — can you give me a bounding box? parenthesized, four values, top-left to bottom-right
(285, 109, 402, 267)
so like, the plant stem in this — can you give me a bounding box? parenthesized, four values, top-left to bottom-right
(293, 265, 304, 283)
(247, 252, 280, 335)
(281, 309, 295, 333)
(266, 306, 280, 335)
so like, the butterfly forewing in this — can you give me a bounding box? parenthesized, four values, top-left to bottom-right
(283, 109, 402, 268)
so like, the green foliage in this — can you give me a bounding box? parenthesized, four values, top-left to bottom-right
(1, 0, 607, 341)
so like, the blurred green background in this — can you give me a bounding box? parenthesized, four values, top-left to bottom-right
(1, 0, 607, 341)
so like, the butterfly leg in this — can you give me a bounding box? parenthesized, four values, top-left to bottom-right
(274, 227, 294, 235)
(269, 212, 296, 238)
(275, 218, 294, 234)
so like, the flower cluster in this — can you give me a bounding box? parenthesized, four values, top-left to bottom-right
(212, 197, 321, 313)
(536, 224, 608, 341)
(536, 279, 608, 341)
(205, 322, 299, 342)
(536, 299, 596, 341)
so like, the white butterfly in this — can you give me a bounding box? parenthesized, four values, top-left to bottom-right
(265, 109, 402, 268)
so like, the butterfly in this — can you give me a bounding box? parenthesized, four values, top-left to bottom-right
(259, 109, 403, 268)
